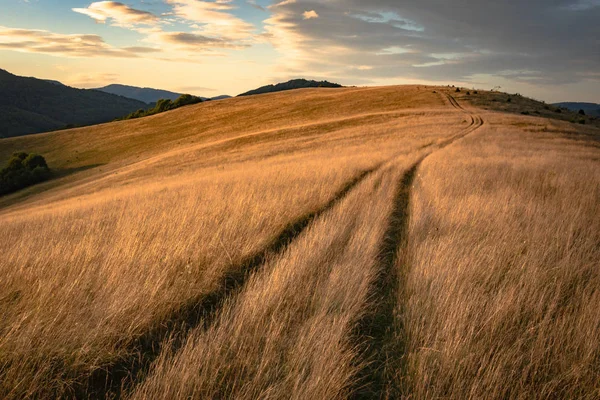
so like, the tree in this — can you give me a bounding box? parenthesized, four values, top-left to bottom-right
(24, 153, 48, 170)
(0, 152, 51, 196)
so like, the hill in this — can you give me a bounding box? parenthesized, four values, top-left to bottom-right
(95, 84, 232, 103)
(95, 84, 185, 104)
(238, 78, 342, 97)
(211, 94, 232, 101)
(553, 102, 600, 117)
(0, 86, 598, 399)
(456, 88, 600, 127)
(0, 69, 147, 138)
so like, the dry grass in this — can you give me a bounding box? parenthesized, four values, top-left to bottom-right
(129, 157, 420, 400)
(0, 86, 460, 398)
(395, 111, 600, 398)
(1, 86, 599, 399)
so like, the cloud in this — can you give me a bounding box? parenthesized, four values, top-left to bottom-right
(73, 1, 159, 28)
(165, 0, 256, 41)
(72, 1, 256, 53)
(302, 10, 318, 19)
(0, 26, 158, 58)
(177, 85, 217, 93)
(143, 31, 249, 55)
(262, 0, 600, 90)
(67, 72, 121, 88)
(247, 0, 266, 11)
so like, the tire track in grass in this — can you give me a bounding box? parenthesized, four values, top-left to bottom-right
(351, 161, 421, 400)
(75, 162, 390, 399)
(351, 94, 484, 399)
(73, 92, 480, 399)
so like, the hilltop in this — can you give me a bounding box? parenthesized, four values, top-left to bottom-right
(0, 86, 598, 399)
(238, 78, 342, 97)
(0, 69, 147, 138)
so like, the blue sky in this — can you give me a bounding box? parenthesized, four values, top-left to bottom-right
(1, 0, 598, 101)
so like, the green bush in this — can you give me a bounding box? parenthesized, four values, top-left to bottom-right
(118, 94, 203, 121)
(0, 152, 51, 196)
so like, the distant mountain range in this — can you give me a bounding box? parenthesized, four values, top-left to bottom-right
(553, 102, 600, 117)
(211, 94, 233, 101)
(95, 84, 185, 104)
(95, 84, 231, 104)
(238, 79, 342, 97)
(0, 69, 147, 138)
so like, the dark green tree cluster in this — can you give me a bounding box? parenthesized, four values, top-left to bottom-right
(0, 152, 51, 195)
(118, 94, 203, 121)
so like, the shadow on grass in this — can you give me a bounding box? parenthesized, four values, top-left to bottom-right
(350, 161, 420, 400)
(73, 163, 384, 399)
(0, 164, 104, 210)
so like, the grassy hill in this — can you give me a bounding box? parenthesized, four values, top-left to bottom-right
(0, 69, 147, 138)
(0, 86, 598, 399)
(238, 78, 342, 96)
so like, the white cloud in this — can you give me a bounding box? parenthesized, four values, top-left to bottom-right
(73, 1, 159, 28)
(0, 25, 157, 58)
(302, 10, 319, 19)
(165, 0, 256, 41)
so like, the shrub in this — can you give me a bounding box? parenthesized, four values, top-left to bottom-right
(507, 97, 512, 103)
(578, 109, 586, 116)
(455, 88, 461, 93)
(118, 95, 203, 121)
(24, 154, 49, 170)
(0, 152, 51, 196)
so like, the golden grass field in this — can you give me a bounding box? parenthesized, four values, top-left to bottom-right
(0, 86, 598, 399)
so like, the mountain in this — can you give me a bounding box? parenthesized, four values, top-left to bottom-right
(210, 95, 232, 101)
(95, 84, 184, 104)
(43, 79, 66, 87)
(0, 69, 147, 138)
(553, 102, 600, 117)
(238, 79, 343, 97)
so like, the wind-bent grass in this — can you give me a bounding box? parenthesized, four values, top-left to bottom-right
(2, 86, 598, 398)
(0, 86, 460, 398)
(129, 156, 421, 400)
(0, 155, 391, 398)
(396, 114, 600, 398)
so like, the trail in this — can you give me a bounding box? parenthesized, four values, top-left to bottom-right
(71, 92, 483, 399)
(351, 92, 484, 399)
(75, 161, 390, 399)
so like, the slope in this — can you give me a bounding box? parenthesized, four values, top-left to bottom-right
(0, 86, 598, 399)
(0, 69, 147, 138)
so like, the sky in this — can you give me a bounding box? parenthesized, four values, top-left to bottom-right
(0, 0, 599, 101)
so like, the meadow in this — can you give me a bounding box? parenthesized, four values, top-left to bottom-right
(0, 86, 598, 399)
